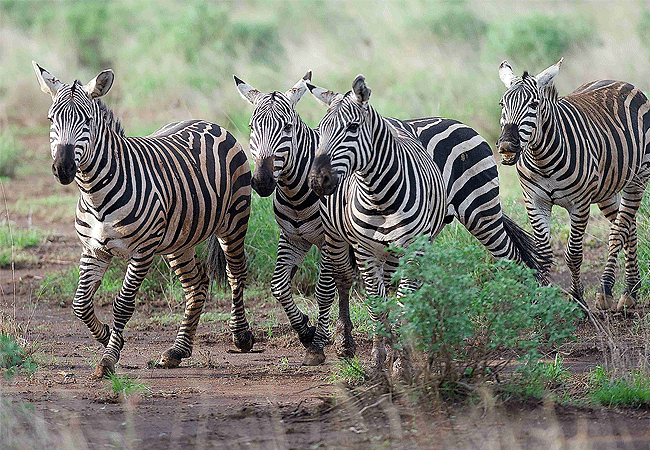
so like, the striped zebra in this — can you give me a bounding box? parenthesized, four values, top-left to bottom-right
(307, 74, 449, 370)
(33, 62, 253, 379)
(234, 72, 357, 365)
(497, 58, 650, 311)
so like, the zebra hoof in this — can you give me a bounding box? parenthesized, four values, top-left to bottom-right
(298, 325, 316, 349)
(158, 348, 189, 368)
(91, 358, 114, 380)
(233, 329, 255, 352)
(594, 292, 613, 311)
(616, 294, 636, 312)
(302, 347, 326, 366)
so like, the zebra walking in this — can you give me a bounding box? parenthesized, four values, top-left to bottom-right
(33, 62, 254, 379)
(497, 58, 650, 311)
(234, 72, 357, 365)
(308, 74, 449, 370)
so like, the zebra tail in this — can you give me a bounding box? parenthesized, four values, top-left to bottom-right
(501, 213, 553, 283)
(204, 235, 228, 291)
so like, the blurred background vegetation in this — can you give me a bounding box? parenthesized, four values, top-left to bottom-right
(1, 0, 650, 296)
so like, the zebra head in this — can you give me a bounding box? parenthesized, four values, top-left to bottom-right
(235, 72, 311, 197)
(33, 62, 114, 185)
(496, 58, 563, 165)
(307, 75, 370, 196)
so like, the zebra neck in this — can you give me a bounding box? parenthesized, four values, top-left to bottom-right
(357, 108, 401, 192)
(526, 99, 563, 165)
(76, 120, 127, 204)
(277, 122, 319, 201)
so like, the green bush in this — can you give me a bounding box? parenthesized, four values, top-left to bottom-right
(0, 129, 20, 179)
(383, 235, 580, 392)
(425, 7, 488, 42)
(489, 13, 596, 65)
(0, 334, 36, 379)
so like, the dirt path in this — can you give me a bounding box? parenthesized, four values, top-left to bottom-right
(1, 134, 650, 449)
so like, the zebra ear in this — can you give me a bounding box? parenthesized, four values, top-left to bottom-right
(499, 60, 516, 88)
(32, 61, 64, 99)
(234, 75, 263, 105)
(84, 69, 114, 98)
(284, 70, 311, 107)
(535, 57, 563, 89)
(307, 82, 339, 106)
(352, 74, 371, 105)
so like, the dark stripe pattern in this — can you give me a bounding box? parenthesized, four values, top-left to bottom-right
(43, 77, 252, 378)
(497, 60, 650, 311)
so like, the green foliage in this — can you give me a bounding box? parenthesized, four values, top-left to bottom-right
(105, 373, 149, 399)
(0, 334, 36, 380)
(503, 354, 572, 401)
(638, 11, 650, 49)
(425, 7, 488, 42)
(0, 128, 20, 179)
(0, 224, 42, 268)
(384, 235, 580, 391)
(327, 357, 369, 386)
(488, 13, 596, 65)
(637, 192, 650, 299)
(589, 366, 650, 408)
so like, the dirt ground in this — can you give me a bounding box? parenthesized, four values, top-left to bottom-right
(1, 136, 650, 449)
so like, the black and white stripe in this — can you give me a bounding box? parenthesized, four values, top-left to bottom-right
(308, 75, 449, 370)
(34, 62, 253, 378)
(497, 58, 650, 311)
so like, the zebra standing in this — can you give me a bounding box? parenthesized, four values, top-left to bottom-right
(308, 74, 449, 370)
(497, 58, 650, 311)
(33, 62, 254, 379)
(234, 72, 357, 365)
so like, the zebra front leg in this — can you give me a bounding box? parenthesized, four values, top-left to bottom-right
(271, 235, 315, 348)
(565, 206, 590, 309)
(73, 249, 112, 347)
(333, 245, 356, 359)
(303, 249, 336, 366)
(220, 235, 254, 352)
(159, 249, 209, 368)
(93, 253, 154, 379)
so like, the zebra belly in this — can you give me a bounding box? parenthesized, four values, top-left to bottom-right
(76, 215, 137, 260)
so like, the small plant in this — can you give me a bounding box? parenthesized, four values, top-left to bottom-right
(327, 357, 369, 386)
(105, 373, 149, 399)
(502, 355, 572, 402)
(0, 334, 37, 380)
(588, 366, 650, 408)
(0, 129, 20, 178)
(0, 223, 43, 268)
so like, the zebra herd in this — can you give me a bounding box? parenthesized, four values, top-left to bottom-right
(32, 58, 650, 378)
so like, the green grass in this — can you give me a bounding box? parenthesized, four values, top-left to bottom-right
(0, 129, 20, 178)
(0, 223, 43, 268)
(327, 357, 369, 386)
(0, 333, 37, 380)
(105, 373, 149, 399)
(589, 366, 650, 408)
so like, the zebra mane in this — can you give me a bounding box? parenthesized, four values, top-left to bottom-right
(94, 98, 125, 137)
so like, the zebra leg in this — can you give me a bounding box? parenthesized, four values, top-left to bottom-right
(564, 206, 590, 308)
(525, 199, 553, 285)
(220, 234, 254, 352)
(595, 196, 621, 310)
(93, 252, 154, 379)
(158, 249, 209, 368)
(303, 247, 336, 366)
(333, 245, 356, 359)
(271, 235, 315, 348)
(619, 219, 639, 311)
(73, 248, 112, 347)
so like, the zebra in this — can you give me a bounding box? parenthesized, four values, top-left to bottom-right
(496, 58, 650, 311)
(33, 62, 254, 379)
(234, 72, 357, 365)
(307, 74, 449, 370)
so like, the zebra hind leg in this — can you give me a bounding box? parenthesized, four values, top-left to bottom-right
(159, 249, 209, 368)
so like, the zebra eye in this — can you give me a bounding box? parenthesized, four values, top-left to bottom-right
(347, 123, 359, 133)
(498, 100, 504, 107)
(529, 100, 539, 108)
(283, 123, 292, 133)
(47, 116, 53, 122)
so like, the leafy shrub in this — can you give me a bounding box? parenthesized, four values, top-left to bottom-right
(0, 334, 36, 379)
(489, 13, 596, 64)
(383, 235, 580, 393)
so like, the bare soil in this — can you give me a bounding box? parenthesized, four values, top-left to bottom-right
(1, 135, 650, 449)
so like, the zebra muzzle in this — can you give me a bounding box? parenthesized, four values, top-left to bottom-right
(309, 154, 339, 197)
(52, 143, 78, 185)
